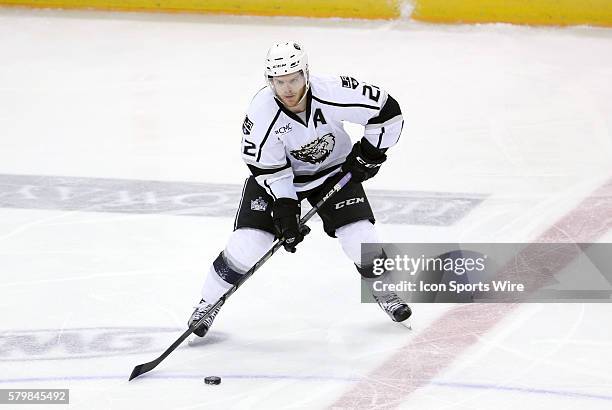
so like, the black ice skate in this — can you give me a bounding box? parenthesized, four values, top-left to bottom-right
(188, 299, 221, 337)
(372, 292, 412, 323)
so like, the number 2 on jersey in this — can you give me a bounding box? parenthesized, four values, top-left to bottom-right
(243, 139, 256, 157)
(362, 84, 381, 103)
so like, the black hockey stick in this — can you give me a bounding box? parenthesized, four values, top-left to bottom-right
(129, 172, 352, 381)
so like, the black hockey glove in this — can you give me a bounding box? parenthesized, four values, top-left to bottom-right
(272, 198, 310, 253)
(342, 140, 387, 183)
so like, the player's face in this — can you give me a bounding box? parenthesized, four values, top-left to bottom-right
(271, 72, 306, 108)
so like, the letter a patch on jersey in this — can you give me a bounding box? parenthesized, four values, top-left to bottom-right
(313, 108, 327, 128)
(242, 115, 254, 135)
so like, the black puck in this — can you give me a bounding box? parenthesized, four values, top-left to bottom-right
(204, 376, 221, 385)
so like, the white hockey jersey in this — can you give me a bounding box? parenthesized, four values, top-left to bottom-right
(240, 74, 403, 199)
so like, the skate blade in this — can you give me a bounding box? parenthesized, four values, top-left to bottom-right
(399, 318, 412, 330)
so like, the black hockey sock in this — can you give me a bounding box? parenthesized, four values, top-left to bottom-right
(212, 252, 244, 285)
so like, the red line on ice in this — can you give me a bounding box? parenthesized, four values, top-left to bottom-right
(331, 178, 612, 409)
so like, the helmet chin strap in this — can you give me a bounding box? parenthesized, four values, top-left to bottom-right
(293, 82, 310, 106)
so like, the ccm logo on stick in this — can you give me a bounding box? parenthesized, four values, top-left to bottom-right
(335, 197, 365, 209)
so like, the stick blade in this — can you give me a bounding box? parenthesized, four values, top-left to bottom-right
(129, 360, 158, 381)
(128, 326, 195, 381)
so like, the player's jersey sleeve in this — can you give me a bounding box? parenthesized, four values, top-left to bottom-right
(318, 75, 404, 150)
(240, 93, 297, 200)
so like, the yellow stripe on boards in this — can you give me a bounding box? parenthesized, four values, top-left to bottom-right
(0, 0, 401, 19)
(412, 0, 612, 27)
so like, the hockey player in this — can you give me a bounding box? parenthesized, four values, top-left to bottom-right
(188, 41, 411, 337)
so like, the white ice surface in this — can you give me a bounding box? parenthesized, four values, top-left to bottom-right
(1, 8, 612, 409)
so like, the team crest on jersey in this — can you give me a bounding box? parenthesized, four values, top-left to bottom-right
(250, 197, 268, 212)
(290, 133, 335, 164)
(242, 116, 254, 135)
(341, 76, 359, 89)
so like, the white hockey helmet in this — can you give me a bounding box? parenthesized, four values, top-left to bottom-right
(264, 41, 309, 88)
